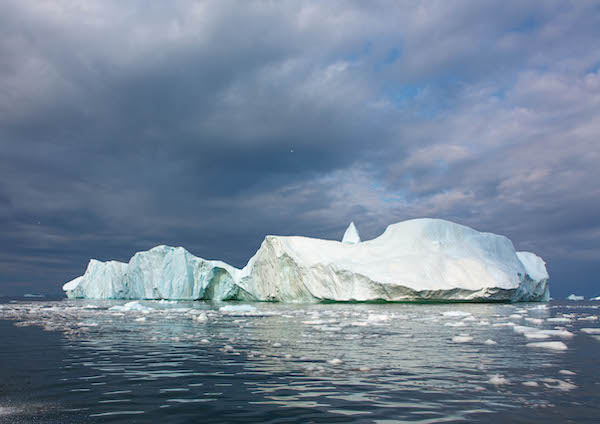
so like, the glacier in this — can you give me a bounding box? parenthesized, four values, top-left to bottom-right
(63, 218, 550, 303)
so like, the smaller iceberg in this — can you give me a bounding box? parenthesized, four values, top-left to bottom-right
(567, 294, 584, 301)
(341, 222, 361, 244)
(63, 246, 241, 301)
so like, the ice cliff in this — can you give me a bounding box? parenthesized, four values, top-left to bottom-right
(63, 218, 550, 303)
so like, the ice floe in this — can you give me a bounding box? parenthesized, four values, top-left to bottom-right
(488, 374, 510, 385)
(567, 294, 584, 301)
(525, 341, 568, 351)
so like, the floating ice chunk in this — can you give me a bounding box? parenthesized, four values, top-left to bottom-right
(484, 339, 497, 345)
(509, 314, 523, 319)
(196, 313, 208, 322)
(524, 318, 544, 325)
(581, 328, 600, 334)
(522, 381, 539, 387)
(341, 222, 361, 244)
(541, 378, 577, 391)
(578, 316, 598, 321)
(109, 301, 154, 313)
(590, 296, 600, 301)
(559, 370, 576, 376)
(367, 313, 389, 322)
(445, 322, 466, 327)
(488, 374, 510, 385)
(452, 335, 473, 343)
(134, 317, 146, 322)
(526, 341, 568, 351)
(303, 320, 327, 325)
(512, 325, 574, 339)
(219, 304, 257, 313)
(443, 311, 472, 318)
(328, 358, 344, 365)
(77, 322, 98, 327)
(567, 294, 584, 301)
(546, 317, 571, 323)
(523, 332, 550, 340)
(272, 342, 282, 348)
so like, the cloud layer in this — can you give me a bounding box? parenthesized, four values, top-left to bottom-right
(1, 1, 599, 297)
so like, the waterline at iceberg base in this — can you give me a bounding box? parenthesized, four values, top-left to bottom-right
(63, 218, 550, 303)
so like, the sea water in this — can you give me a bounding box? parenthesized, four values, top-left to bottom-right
(1, 298, 599, 423)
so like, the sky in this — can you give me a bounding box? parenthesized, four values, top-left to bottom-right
(1, 1, 599, 298)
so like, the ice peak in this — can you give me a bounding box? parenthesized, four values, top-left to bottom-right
(342, 222, 361, 244)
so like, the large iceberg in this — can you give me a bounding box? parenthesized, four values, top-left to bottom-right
(63, 218, 550, 303)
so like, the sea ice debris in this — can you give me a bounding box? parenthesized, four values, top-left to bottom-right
(567, 294, 584, 301)
(219, 305, 257, 313)
(488, 374, 510, 385)
(443, 311, 472, 318)
(541, 378, 577, 391)
(526, 341, 568, 351)
(522, 381, 539, 387)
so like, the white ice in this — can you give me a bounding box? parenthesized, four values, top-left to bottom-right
(63, 218, 550, 303)
(488, 374, 510, 385)
(219, 304, 257, 313)
(109, 301, 154, 313)
(341, 222, 361, 244)
(567, 294, 585, 301)
(526, 341, 568, 351)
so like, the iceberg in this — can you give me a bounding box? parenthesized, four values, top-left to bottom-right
(567, 294, 584, 301)
(63, 246, 240, 301)
(341, 222, 361, 244)
(63, 218, 550, 303)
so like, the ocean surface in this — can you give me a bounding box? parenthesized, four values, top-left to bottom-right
(1, 298, 599, 423)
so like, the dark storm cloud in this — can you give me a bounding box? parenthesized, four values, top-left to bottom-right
(1, 1, 599, 297)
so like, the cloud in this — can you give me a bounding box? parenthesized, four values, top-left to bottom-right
(0, 0, 599, 297)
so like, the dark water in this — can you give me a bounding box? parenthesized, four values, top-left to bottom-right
(1, 298, 599, 423)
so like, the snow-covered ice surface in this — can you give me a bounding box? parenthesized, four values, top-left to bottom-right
(1, 298, 599, 423)
(64, 219, 550, 303)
